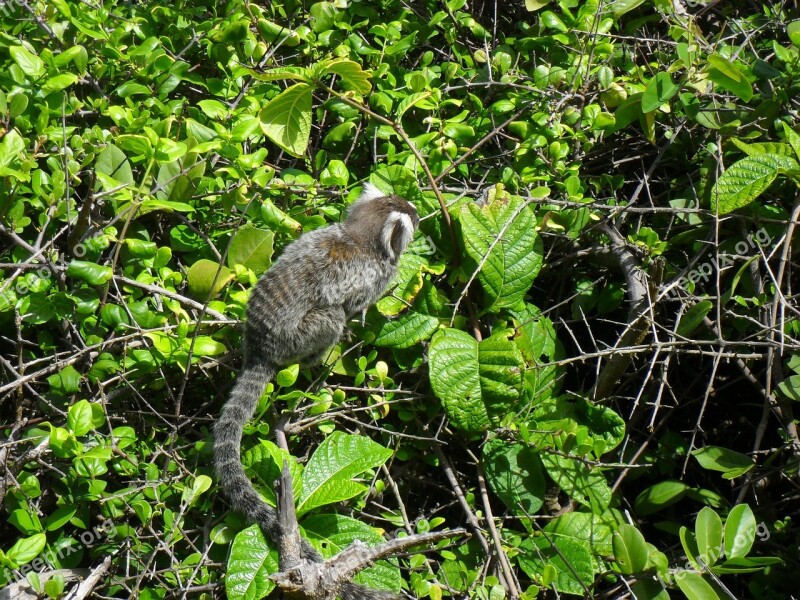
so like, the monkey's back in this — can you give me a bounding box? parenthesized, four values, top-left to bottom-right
(241, 223, 396, 367)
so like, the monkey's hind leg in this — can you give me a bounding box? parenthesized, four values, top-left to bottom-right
(291, 305, 347, 366)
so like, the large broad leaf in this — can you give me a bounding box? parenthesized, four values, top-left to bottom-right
(241, 440, 304, 507)
(298, 432, 392, 515)
(517, 536, 595, 596)
(544, 512, 616, 556)
(530, 397, 626, 454)
(303, 514, 401, 593)
(228, 225, 274, 275)
(317, 59, 372, 94)
(510, 303, 562, 403)
(483, 439, 545, 515)
(428, 328, 524, 432)
(259, 82, 313, 157)
(541, 453, 611, 512)
(225, 525, 279, 600)
(711, 153, 799, 214)
(373, 280, 443, 348)
(459, 188, 543, 310)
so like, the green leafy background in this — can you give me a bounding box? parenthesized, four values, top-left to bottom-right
(1, 0, 799, 599)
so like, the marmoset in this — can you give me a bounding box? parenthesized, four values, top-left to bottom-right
(214, 183, 418, 599)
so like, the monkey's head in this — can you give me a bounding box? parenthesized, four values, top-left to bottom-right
(344, 183, 420, 261)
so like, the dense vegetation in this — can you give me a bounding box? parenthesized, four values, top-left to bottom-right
(1, 0, 799, 598)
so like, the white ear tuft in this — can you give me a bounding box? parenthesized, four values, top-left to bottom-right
(360, 182, 387, 202)
(381, 211, 415, 259)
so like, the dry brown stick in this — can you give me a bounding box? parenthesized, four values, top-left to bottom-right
(63, 556, 112, 600)
(469, 449, 520, 599)
(432, 443, 491, 556)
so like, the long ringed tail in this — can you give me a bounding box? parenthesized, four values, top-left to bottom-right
(213, 361, 287, 544)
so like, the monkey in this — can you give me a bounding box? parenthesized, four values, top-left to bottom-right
(213, 183, 419, 599)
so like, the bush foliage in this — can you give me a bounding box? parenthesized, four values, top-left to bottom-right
(1, 0, 799, 598)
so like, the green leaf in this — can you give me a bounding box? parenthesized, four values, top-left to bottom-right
(373, 310, 439, 349)
(45, 506, 77, 532)
(94, 144, 134, 187)
(695, 507, 723, 567)
(6, 533, 46, 567)
(680, 525, 701, 571)
(186, 336, 227, 357)
(541, 453, 611, 512)
(395, 92, 433, 118)
(518, 536, 594, 596)
(711, 153, 799, 214)
(724, 504, 756, 559)
(245, 441, 303, 506)
(674, 571, 721, 600)
(66, 260, 113, 286)
(10, 46, 45, 79)
(9, 509, 42, 535)
(789, 20, 800, 46)
(225, 525, 278, 600)
(530, 397, 626, 453)
(459, 188, 542, 310)
(47, 365, 82, 395)
(276, 363, 299, 387)
(544, 512, 616, 556)
(139, 198, 196, 215)
(712, 556, 782, 574)
(634, 480, 690, 516)
(428, 328, 524, 432)
(707, 54, 753, 102)
(67, 400, 94, 436)
(782, 122, 800, 161)
(730, 138, 794, 158)
(182, 474, 213, 506)
(609, 0, 648, 17)
(259, 82, 313, 157)
(303, 514, 402, 592)
(641, 72, 680, 113)
(540, 11, 567, 32)
(228, 225, 274, 275)
(692, 446, 755, 480)
(631, 579, 671, 600)
(41, 73, 79, 94)
(298, 432, 392, 514)
(483, 439, 545, 515)
(677, 300, 713, 337)
(318, 59, 372, 94)
(186, 259, 234, 299)
(777, 374, 800, 402)
(613, 524, 649, 574)
(525, 0, 551, 11)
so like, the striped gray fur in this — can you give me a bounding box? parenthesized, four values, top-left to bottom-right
(214, 184, 418, 599)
